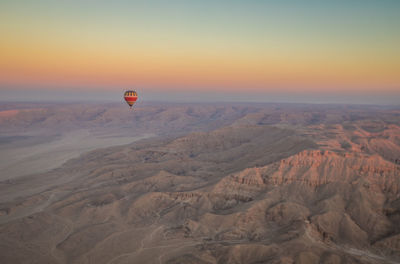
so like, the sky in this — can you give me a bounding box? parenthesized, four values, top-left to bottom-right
(0, 0, 399, 104)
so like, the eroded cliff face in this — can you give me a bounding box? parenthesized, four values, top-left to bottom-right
(0, 104, 399, 264)
(184, 148, 399, 249)
(266, 150, 399, 192)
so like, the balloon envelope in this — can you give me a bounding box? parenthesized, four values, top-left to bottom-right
(124, 90, 138, 108)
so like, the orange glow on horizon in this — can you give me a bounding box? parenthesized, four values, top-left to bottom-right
(1, 41, 399, 94)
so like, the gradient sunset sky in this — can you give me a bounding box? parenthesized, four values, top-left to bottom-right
(1, 0, 399, 103)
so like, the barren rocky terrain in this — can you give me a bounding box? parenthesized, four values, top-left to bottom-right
(0, 102, 399, 263)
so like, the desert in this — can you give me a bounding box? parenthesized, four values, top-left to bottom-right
(0, 102, 399, 264)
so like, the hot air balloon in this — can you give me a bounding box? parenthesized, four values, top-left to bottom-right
(124, 90, 138, 108)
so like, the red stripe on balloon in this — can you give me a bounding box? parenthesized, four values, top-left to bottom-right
(124, 96, 137, 101)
